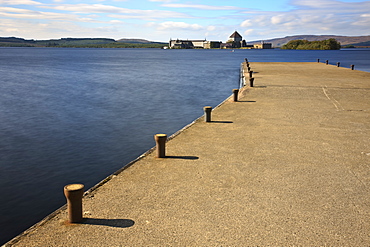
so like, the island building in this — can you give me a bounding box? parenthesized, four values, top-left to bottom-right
(221, 31, 272, 49)
(253, 41, 273, 49)
(222, 31, 248, 49)
(169, 39, 222, 49)
(169, 31, 272, 49)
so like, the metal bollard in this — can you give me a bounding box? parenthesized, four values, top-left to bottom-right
(317, 59, 320, 63)
(326, 60, 329, 65)
(249, 71, 253, 78)
(64, 184, 84, 223)
(245, 58, 248, 63)
(247, 66, 251, 72)
(337, 62, 340, 67)
(232, 89, 239, 102)
(154, 134, 167, 158)
(351, 64, 355, 70)
(203, 106, 212, 122)
(249, 78, 254, 87)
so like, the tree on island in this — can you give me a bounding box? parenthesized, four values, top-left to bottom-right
(281, 38, 341, 50)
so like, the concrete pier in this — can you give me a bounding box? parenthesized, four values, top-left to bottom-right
(5, 62, 370, 246)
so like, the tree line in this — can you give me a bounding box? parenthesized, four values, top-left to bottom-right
(281, 38, 341, 50)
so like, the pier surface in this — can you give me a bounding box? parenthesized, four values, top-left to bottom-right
(6, 62, 370, 246)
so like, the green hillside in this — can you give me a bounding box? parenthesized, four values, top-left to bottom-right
(0, 37, 166, 48)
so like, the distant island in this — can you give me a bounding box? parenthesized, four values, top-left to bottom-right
(1, 34, 370, 49)
(281, 38, 341, 50)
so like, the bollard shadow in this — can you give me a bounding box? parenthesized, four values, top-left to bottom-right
(165, 156, 199, 160)
(210, 121, 233, 123)
(236, 100, 256, 103)
(82, 218, 135, 228)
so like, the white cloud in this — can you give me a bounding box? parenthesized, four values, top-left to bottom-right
(0, 6, 78, 20)
(47, 4, 129, 13)
(291, 0, 370, 13)
(42, 3, 190, 20)
(162, 4, 240, 10)
(0, 6, 115, 24)
(243, 29, 254, 36)
(239, 0, 370, 40)
(241, 19, 252, 27)
(157, 21, 203, 31)
(270, 14, 296, 25)
(149, 0, 174, 2)
(110, 20, 123, 23)
(353, 13, 370, 27)
(0, 0, 41, 5)
(0, 18, 125, 39)
(291, 0, 345, 9)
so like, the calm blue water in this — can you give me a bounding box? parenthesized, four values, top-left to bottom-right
(0, 47, 369, 244)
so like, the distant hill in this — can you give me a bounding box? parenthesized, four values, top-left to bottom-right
(349, 41, 370, 46)
(0, 37, 36, 43)
(0, 37, 116, 47)
(0, 37, 166, 48)
(116, 38, 165, 44)
(249, 35, 370, 47)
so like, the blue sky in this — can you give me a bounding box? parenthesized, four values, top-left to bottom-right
(0, 0, 369, 42)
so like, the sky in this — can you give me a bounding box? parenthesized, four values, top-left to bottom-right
(0, 0, 369, 42)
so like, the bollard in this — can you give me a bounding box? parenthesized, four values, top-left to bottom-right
(64, 184, 84, 223)
(245, 58, 248, 63)
(337, 62, 340, 67)
(351, 64, 355, 70)
(317, 59, 320, 63)
(203, 106, 212, 122)
(247, 66, 251, 72)
(154, 134, 167, 158)
(326, 60, 329, 65)
(249, 78, 254, 87)
(249, 71, 253, 78)
(232, 89, 239, 102)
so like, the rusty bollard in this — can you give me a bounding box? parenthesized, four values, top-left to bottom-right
(204, 106, 212, 122)
(351, 64, 355, 70)
(249, 78, 254, 87)
(232, 89, 239, 102)
(326, 60, 329, 65)
(249, 71, 253, 78)
(337, 62, 340, 67)
(64, 184, 84, 223)
(154, 134, 167, 158)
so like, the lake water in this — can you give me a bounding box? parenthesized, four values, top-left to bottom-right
(0, 47, 369, 244)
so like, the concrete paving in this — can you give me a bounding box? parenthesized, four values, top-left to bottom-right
(5, 62, 370, 246)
